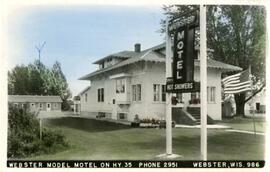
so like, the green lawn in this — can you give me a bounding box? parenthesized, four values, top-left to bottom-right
(28, 117, 265, 160)
(220, 116, 266, 133)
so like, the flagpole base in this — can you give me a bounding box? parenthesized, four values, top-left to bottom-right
(156, 153, 183, 160)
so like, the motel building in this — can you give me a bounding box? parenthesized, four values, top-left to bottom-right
(78, 43, 241, 125)
(8, 95, 63, 113)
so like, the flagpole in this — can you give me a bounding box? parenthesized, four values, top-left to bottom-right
(200, 4, 207, 161)
(252, 96, 256, 137)
(165, 17, 173, 155)
(249, 66, 256, 136)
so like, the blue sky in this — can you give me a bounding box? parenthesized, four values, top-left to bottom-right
(8, 5, 165, 96)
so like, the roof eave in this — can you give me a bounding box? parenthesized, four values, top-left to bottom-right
(93, 55, 130, 64)
(78, 75, 92, 80)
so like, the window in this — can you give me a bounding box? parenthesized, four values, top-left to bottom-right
(191, 92, 200, 100)
(107, 58, 113, 66)
(161, 85, 166, 102)
(98, 88, 104, 102)
(137, 84, 141, 101)
(132, 84, 141, 101)
(39, 103, 43, 109)
(153, 84, 166, 102)
(31, 103, 35, 107)
(176, 93, 183, 103)
(132, 85, 136, 101)
(85, 93, 88, 102)
(207, 86, 216, 103)
(118, 113, 127, 120)
(153, 84, 160, 102)
(54, 103, 58, 108)
(107, 58, 112, 62)
(190, 92, 200, 104)
(116, 78, 125, 93)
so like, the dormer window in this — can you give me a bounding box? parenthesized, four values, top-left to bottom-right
(99, 62, 105, 69)
(106, 58, 113, 67)
(107, 58, 112, 62)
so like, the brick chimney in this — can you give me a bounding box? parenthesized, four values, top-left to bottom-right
(134, 43, 141, 53)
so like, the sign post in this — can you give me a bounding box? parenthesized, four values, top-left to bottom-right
(39, 118, 43, 140)
(163, 9, 199, 158)
(165, 17, 173, 155)
(200, 4, 207, 160)
(166, 9, 198, 94)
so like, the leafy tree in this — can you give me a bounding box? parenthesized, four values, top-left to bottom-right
(207, 5, 265, 116)
(51, 61, 72, 101)
(51, 61, 72, 110)
(8, 60, 72, 110)
(8, 65, 30, 95)
(28, 62, 45, 95)
(161, 5, 266, 117)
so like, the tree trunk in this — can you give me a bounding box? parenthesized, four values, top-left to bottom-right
(234, 93, 246, 117)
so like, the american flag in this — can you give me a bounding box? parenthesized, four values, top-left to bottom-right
(222, 68, 252, 94)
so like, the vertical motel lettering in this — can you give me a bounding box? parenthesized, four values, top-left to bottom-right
(176, 30, 185, 80)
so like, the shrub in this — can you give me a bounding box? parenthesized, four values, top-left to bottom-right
(8, 105, 68, 159)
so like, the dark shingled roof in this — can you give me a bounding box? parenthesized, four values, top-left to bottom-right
(8, 95, 63, 103)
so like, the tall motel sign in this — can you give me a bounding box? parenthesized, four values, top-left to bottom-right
(165, 5, 208, 160)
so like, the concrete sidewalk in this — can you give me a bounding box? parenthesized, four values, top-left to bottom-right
(226, 129, 265, 136)
(175, 124, 265, 136)
(175, 124, 231, 129)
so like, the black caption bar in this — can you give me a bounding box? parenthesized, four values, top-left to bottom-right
(7, 160, 265, 168)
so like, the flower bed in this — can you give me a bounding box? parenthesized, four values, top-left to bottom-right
(130, 118, 176, 128)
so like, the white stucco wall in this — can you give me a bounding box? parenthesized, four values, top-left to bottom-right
(80, 61, 223, 121)
(80, 74, 115, 115)
(142, 62, 166, 120)
(244, 88, 266, 115)
(193, 67, 222, 120)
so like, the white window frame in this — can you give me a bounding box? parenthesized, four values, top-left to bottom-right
(153, 84, 166, 103)
(116, 78, 125, 94)
(118, 113, 127, 120)
(136, 84, 141, 101)
(98, 88, 104, 102)
(190, 92, 200, 104)
(153, 84, 160, 102)
(132, 84, 141, 102)
(207, 86, 216, 103)
(176, 93, 183, 103)
(132, 85, 136, 101)
(191, 92, 200, 100)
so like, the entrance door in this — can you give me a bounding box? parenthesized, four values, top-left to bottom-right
(46, 103, 51, 112)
